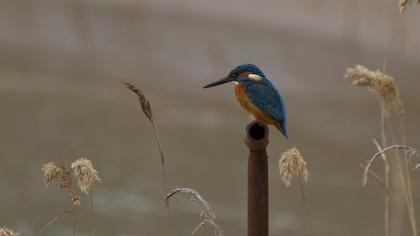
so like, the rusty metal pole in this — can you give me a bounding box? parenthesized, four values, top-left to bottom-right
(245, 120, 269, 236)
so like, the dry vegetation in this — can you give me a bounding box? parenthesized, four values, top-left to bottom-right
(399, 0, 420, 12)
(3, 69, 418, 236)
(124, 82, 223, 236)
(2, 3, 419, 236)
(163, 188, 223, 236)
(279, 147, 309, 187)
(0, 227, 20, 236)
(279, 147, 312, 236)
(346, 65, 418, 236)
(38, 158, 101, 236)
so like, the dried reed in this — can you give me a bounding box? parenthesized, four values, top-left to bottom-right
(123, 82, 153, 122)
(0, 227, 20, 236)
(71, 158, 102, 236)
(123, 82, 174, 235)
(123, 82, 167, 185)
(163, 188, 223, 236)
(279, 147, 312, 236)
(40, 158, 101, 236)
(40, 161, 78, 236)
(71, 158, 101, 194)
(346, 65, 417, 236)
(41, 162, 80, 206)
(399, 0, 420, 13)
(345, 65, 405, 119)
(37, 210, 75, 236)
(362, 144, 417, 186)
(279, 147, 309, 187)
(358, 162, 387, 192)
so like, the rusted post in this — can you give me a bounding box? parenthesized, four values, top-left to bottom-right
(245, 120, 269, 236)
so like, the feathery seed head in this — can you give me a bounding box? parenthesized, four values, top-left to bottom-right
(123, 82, 154, 122)
(41, 162, 63, 187)
(0, 227, 20, 236)
(71, 158, 101, 194)
(345, 65, 405, 118)
(279, 147, 309, 187)
(399, 0, 420, 13)
(41, 161, 80, 206)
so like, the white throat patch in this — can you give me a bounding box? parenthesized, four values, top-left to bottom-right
(248, 74, 263, 81)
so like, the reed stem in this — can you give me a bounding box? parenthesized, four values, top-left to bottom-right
(89, 191, 97, 236)
(299, 180, 313, 236)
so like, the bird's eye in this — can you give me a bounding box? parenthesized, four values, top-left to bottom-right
(230, 72, 238, 77)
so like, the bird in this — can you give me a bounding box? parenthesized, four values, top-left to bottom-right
(203, 64, 288, 139)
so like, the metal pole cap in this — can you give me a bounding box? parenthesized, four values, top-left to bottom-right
(245, 120, 269, 152)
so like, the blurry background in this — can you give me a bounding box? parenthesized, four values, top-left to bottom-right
(0, 0, 420, 235)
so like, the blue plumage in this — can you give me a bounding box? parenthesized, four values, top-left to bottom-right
(231, 64, 266, 77)
(203, 64, 288, 139)
(244, 79, 287, 138)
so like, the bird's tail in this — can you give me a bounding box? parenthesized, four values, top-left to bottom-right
(276, 122, 288, 139)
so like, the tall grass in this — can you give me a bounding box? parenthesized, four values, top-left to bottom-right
(124, 83, 223, 236)
(346, 65, 417, 236)
(123, 82, 174, 235)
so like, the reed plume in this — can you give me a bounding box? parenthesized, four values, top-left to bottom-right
(40, 158, 101, 236)
(41, 162, 80, 206)
(0, 227, 20, 236)
(279, 147, 312, 236)
(71, 158, 101, 236)
(279, 147, 309, 187)
(71, 158, 101, 194)
(345, 65, 405, 119)
(399, 0, 420, 13)
(346, 65, 417, 236)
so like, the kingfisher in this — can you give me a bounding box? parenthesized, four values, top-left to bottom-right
(203, 64, 288, 139)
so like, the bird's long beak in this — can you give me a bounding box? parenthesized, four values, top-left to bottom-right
(203, 77, 234, 88)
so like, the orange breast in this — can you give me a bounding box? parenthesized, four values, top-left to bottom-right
(234, 84, 277, 125)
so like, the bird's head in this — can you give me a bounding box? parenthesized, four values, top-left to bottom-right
(203, 64, 266, 88)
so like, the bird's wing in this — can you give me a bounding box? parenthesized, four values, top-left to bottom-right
(245, 81, 286, 123)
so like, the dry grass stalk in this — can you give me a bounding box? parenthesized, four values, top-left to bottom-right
(346, 64, 417, 235)
(41, 162, 80, 206)
(71, 158, 101, 194)
(372, 138, 394, 236)
(123, 82, 173, 235)
(0, 227, 20, 236)
(412, 163, 420, 170)
(279, 148, 312, 236)
(164, 188, 223, 236)
(399, 0, 420, 13)
(279, 147, 309, 187)
(358, 162, 387, 192)
(37, 210, 75, 236)
(345, 65, 405, 118)
(362, 144, 417, 186)
(123, 82, 166, 170)
(399, 116, 417, 236)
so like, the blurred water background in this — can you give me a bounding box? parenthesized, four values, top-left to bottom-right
(1, 0, 420, 235)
